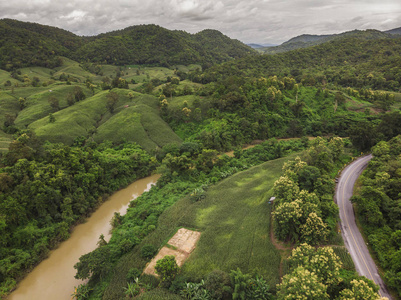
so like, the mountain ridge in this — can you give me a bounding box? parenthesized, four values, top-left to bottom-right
(0, 19, 255, 70)
(260, 28, 398, 54)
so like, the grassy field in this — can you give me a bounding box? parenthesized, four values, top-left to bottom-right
(101, 154, 297, 299)
(15, 84, 92, 127)
(94, 104, 182, 152)
(0, 63, 192, 149)
(28, 90, 110, 144)
(0, 131, 12, 152)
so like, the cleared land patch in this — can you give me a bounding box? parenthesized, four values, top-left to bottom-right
(144, 228, 201, 276)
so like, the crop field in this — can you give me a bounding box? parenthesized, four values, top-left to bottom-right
(178, 156, 287, 284)
(101, 153, 298, 299)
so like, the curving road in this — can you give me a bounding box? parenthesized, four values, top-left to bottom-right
(336, 154, 392, 299)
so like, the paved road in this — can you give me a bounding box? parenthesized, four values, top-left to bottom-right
(336, 154, 392, 299)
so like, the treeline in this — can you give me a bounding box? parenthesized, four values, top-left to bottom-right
(0, 131, 156, 296)
(0, 19, 254, 71)
(272, 137, 345, 245)
(352, 135, 401, 297)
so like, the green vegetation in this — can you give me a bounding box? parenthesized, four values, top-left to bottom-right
(0, 20, 254, 71)
(261, 29, 394, 54)
(2, 18, 401, 300)
(72, 140, 305, 299)
(0, 134, 156, 296)
(352, 135, 401, 297)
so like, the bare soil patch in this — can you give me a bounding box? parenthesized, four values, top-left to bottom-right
(143, 228, 201, 276)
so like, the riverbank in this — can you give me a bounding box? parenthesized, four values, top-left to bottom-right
(7, 174, 159, 300)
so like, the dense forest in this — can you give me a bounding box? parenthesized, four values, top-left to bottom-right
(0, 19, 401, 299)
(0, 19, 255, 71)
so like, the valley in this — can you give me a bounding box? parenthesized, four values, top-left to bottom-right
(0, 19, 401, 300)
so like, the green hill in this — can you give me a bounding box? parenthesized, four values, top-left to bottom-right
(200, 35, 401, 92)
(0, 19, 73, 70)
(0, 20, 255, 71)
(261, 29, 394, 54)
(26, 88, 182, 150)
(75, 25, 255, 66)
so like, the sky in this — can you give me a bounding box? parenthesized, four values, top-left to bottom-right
(1, 0, 401, 45)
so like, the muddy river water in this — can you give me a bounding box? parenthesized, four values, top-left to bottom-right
(8, 174, 160, 300)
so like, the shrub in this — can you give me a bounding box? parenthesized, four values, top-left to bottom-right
(141, 244, 158, 259)
(155, 255, 180, 284)
(126, 268, 142, 282)
(204, 269, 231, 300)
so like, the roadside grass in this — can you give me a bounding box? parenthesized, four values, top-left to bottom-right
(100, 154, 297, 299)
(15, 84, 92, 127)
(332, 246, 355, 271)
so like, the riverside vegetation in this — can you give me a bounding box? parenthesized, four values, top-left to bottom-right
(0, 19, 401, 299)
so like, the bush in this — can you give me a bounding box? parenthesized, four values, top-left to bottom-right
(204, 269, 231, 300)
(140, 274, 160, 288)
(141, 244, 158, 259)
(126, 268, 142, 282)
(155, 255, 180, 284)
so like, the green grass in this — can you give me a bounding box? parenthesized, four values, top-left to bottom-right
(17, 67, 53, 83)
(137, 288, 184, 299)
(332, 246, 355, 271)
(24, 87, 181, 148)
(0, 69, 19, 87)
(101, 154, 297, 299)
(15, 84, 92, 127)
(93, 92, 182, 151)
(53, 57, 95, 83)
(0, 131, 12, 152)
(0, 91, 19, 125)
(28, 90, 110, 144)
(179, 157, 286, 284)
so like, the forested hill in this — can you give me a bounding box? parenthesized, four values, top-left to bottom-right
(0, 19, 255, 71)
(198, 35, 401, 91)
(75, 25, 254, 66)
(261, 29, 395, 54)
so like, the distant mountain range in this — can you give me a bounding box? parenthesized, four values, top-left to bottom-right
(259, 27, 401, 54)
(247, 43, 277, 49)
(0, 19, 255, 70)
(385, 27, 401, 35)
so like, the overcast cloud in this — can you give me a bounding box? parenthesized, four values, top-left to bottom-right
(1, 0, 400, 44)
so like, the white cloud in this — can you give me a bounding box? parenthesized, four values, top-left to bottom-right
(0, 0, 400, 44)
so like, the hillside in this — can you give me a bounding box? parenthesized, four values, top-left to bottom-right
(0, 20, 255, 70)
(386, 27, 401, 35)
(200, 35, 401, 92)
(261, 29, 394, 54)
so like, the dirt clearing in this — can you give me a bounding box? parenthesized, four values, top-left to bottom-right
(143, 228, 201, 276)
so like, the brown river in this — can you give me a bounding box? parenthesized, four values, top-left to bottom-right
(8, 174, 160, 300)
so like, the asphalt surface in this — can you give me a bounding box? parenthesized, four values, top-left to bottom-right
(336, 154, 392, 299)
